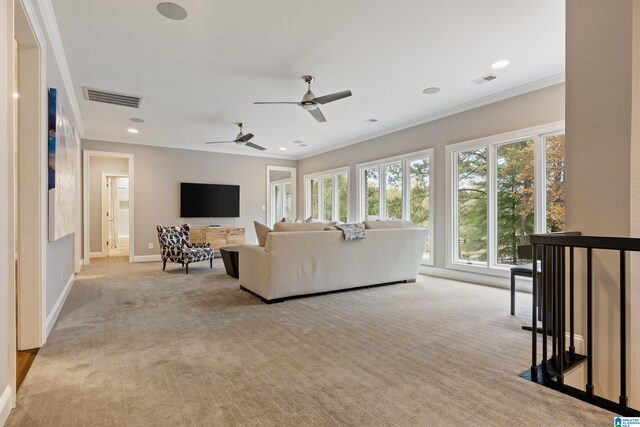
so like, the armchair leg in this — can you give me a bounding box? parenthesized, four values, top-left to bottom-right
(185, 263, 189, 274)
(210, 259, 213, 269)
(162, 260, 167, 271)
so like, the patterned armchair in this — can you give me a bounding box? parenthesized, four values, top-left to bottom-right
(156, 224, 216, 274)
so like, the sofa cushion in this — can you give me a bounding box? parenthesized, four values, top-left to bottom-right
(273, 222, 324, 232)
(254, 221, 271, 247)
(363, 220, 413, 229)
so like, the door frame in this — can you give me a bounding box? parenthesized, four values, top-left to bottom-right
(83, 151, 135, 265)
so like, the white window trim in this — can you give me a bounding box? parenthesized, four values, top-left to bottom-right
(269, 178, 292, 223)
(445, 121, 565, 277)
(304, 166, 350, 222)
(356, 148, 434, 265)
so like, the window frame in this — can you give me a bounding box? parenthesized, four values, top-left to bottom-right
(356, 148, 434, 265)
(445, 121, 565, 276)
(304, 166, 350, 222)
(269, 178, 292, 223)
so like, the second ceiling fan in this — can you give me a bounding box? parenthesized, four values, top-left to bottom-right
(254, 75, 352, 123)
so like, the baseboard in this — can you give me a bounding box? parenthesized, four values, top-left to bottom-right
(89, 252, 103, 258)
(45, 273, 75, 338)
(133, 254, 161, 262)
(0, 385, 13, 426)
(420, 265, 507, 289)
(566, 333, 585, 354)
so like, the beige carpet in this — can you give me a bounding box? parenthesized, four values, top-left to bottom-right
(7, 259, 614, 426)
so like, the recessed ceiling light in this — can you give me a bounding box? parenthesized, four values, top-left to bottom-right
(422, 87, 440, 95)
(299, 144, 308, 147)
(127, 128, 139, 134)
(361, 118, 379, 123)
(130, 118, 145, 123)
(13, 92, 19, 98)
(293, 140, 304, 144)
(156, 2, 188, 20)
(491, 60, 510, 69)
(279, 147, 287, 151)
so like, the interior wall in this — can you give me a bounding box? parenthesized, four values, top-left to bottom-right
(82, 139, 296, 256)
(1, 0, 12, 418)
(297, 83, 565, 270)
(565, 0, 638, 406)
(88, 156, 128, 253)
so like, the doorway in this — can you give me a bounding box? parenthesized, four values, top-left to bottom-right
(102, 174, 130, 257)
(10, 0, 48, 397)
(83, 150, 135, 265)
(266, 166, 297, 227)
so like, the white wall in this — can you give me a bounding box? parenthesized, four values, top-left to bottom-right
(82, 139, 297, 257)
(0, 0, 13, 422)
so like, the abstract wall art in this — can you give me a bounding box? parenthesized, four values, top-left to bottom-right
(48, 87, 78, 241)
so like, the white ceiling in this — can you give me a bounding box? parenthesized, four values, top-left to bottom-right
(50, 0, 565, 159)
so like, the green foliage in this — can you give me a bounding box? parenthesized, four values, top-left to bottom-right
(323, 176, 332, 220)
(457, 149, 487, 262)
(385, 163, 403, 219)
(338, 174, 348, 222)
(365, 168, 380, 217)
(310, 179, 318, 219)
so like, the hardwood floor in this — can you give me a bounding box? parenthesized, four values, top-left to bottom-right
(16, 349, 38, 390)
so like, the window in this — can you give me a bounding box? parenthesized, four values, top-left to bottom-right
(270, 180, 293, 222)
(447, 123, 565, 273)
(305, 167, 350, 222)
(456, 148, 487, 265)
(357, 149, 433, 263)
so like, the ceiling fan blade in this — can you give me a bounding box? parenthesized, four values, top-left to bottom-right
(245, 142, 266, 151)
(205, 141, 234, 144)
(238, 133, 254, 143)
(308, 107, 327, 123)
(253, 101, 301, 105)
(313, 90, 352, 105)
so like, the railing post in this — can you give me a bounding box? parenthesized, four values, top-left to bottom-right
(557, 246, 565, 388)
(542, 245, 548, 377)
(531, 243, 538, 382)
(586, 247, 594, 399)
(569, 247, 575, 361)
(620, 250, 628, 412)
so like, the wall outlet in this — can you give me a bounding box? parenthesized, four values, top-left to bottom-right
(261, 205, 266, 211)
(148, 243, 153, 249)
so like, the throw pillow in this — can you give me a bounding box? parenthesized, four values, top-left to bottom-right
(254, 221, 271, 247)
(305, 216, 314, 223)
(280, 217, 286, 222)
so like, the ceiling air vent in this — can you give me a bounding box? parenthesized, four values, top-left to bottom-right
(83, 87, 142, 108)
(471, 74, 498, 85)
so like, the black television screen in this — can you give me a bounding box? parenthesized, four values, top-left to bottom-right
(180, 182, 240, 218)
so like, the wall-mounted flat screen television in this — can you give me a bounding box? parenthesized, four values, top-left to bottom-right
(180, 182, 240, 218)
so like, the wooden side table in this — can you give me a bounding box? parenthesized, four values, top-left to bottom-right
(219, 246, 239, 279)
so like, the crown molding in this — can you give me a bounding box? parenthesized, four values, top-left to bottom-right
(297, 73, 566, 160)
(36, 0, 85, 136)
(82, 133, 297, 161)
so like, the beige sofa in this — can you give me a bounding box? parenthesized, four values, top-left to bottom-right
(238, 226, 428, 303)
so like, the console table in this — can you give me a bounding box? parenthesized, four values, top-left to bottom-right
(190, 227, 245, 251)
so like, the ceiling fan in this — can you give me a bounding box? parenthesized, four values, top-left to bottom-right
(254, 75, 352, 123)
(205, 123, 266, 151)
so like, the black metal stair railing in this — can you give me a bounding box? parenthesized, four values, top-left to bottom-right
(521, 232, 640, 416)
